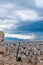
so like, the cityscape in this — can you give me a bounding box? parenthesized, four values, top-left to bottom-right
(0, 0, 43, 65)
(0, 31, 43, 65)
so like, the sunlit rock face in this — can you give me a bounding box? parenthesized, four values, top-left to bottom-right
(0, 31, 4, 42)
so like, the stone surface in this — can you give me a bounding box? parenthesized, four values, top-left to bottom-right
(0, 31, 4, 42)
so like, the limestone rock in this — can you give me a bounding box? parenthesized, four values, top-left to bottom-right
(0, 31, 4, 42)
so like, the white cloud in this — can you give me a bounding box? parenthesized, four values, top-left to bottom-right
(0, 2, 43, 21)
(0, 3, 15, 9)
(5, 33, 35, 39)
(0, 19, 18, 31)
(16, 10, 40, 21)
(0, 2, 17, 19)
(0, 19, 18, 24)
(0, 24, 13, 29)
(36, 0, 43, 8)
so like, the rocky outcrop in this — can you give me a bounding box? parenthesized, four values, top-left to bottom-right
(0, 31, 4, 42)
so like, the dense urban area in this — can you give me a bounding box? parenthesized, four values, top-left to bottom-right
(0, 31, 43, 65)
(0, 41, 43, 65)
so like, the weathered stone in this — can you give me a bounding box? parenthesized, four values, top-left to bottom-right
(0, 31, 4, 42)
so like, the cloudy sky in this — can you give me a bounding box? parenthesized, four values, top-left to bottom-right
(0, 0, 43, 41)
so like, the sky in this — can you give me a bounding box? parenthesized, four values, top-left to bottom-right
(0, 0, 43, 41)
